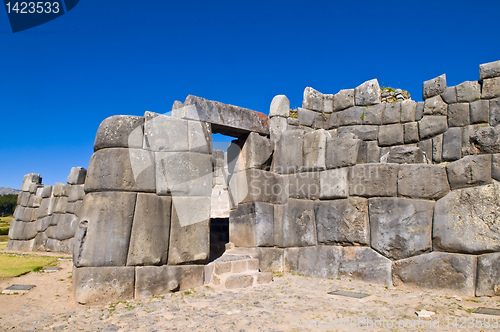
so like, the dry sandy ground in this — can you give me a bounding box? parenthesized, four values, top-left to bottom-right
(1, 250, 500, 331)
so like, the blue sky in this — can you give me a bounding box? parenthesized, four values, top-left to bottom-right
(0, 0, 499, 189)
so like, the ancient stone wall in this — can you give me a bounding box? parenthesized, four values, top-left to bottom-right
(7, 167, 86, 253)
(229, 59, 500, 297)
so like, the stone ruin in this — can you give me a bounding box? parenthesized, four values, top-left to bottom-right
(6, 59, 500, 304)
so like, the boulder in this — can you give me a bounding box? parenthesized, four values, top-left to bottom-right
(67, 184, 85, 203)
(469, 124, 500, 153)
(297, 108, 327, 128)
(480, 60, 500, 80)
(369, 197, 434, 260)
(445, 155, 491, 190)
(143, 111, 189, 152)
(403, 122, 419, 144)
(378, 124, 404, 146)
(333, 89, 355, 111)
(447, 103, 470, 127)
(274, 199, 317, 247)
(361, 104, 384, 125)
(401, 100, 417, 122)
(269, 95, 290, 118)
(382, 101, 401, 124)
(482, 77, 500, 99)
(53, 182, 69, 197)
(302, 87, 324, 112)
(442, 127, 462, 161)
(325, 136, 362, 168)
(385, 146, 426, 164)
(418, 116, 448, 140)
(476, 253, 500, 296)
(20, 173, 41, 192)
(256, 247, 284, 272)
(126, 194, 172, 266)
(339, 247, 392, 286)
(67, 167, 87, 185)
(319, 167, 349, 199)
(314, 197, 369, 246)
(303, 129, 327, 171)
(284, 246, 341, 279)
(337, 106, 364, 126)
(392, 252, 476, 297)
(470, 100, 490, 124)
(456, 81, 481, 102)
(441, 86, 457, 104)
(349, 163, 399, 197)
(423, 74, 447, 100)
(397, 164, 450, 199)
(354, 79, 381, 106)
(423, 95, 447, 116)
(242, 132, 273, 169)
(433, 182, 500, 254)
(229, 202, 274, 247)
(55, 213, 79, 240)
(94, 115, 144, 151)
(337, 125, 378, 141)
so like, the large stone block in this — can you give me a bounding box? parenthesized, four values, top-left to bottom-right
(323, 94, 334, 113)
(5, 239, 34, 251)
(385, 146, 426, 164)
(135, 265, 204, 299)
(333, 89, 355, 111)
(489, 98, 500, 126)
(143, 111, 189, 152)
(354, 79, 381, 106)
(337, 125, 378, 141)
(303, 129, 327, 171)
(423, 74, 446, 100)
(20, 173, 41, 192)
(325, 136, 362, 168)
(243, 132, 273, 169)
(441, 86, 457, 104)
(8, 220, 37, 240)
(447, 103, 470, 127)
(382, 101, 401, 124)
(392, 252, 476, 296)
(361, 103, 384, 125)
(434, 182, 500, 254)
(284, 246, 341, 279)
(188, 120, 212, 154)
(470, 100, 489, 124)
(73, 266, 135, 305)
(369, 198, 433, 260)
(297, 107, 327, 128)
(73, 192, 137, 267)
(423, 95, 447, 116)
(482, 77, 500, 99)
(469, 124, 500, 153)
(53, 182, 69, 197)
(67, 185, 85, 203)
(229, 202, 274, 247)
(287, 172, 320, 200)
(319, 168, 349, 199)
(398, 164, 450, 200)
(53, 197, 68, 214)
(456, 81, 481, 102)
(269, 116, 287, 143)
(269, 95, 290, 118)
(349, 163, 398, 197)
(155, 151, 212, 196)
(168, 196, 210, 265)
(230, 169, 287, 205)
(94, 115, 144, 151)
(257, 247, 284, 272)
(418, 116, 448, 140)
(442, 127, 462, 161)
(404, 122, 419, 144)
(272, 130, 303, 174)
(401, 100, 417, 122)
(302, 87, 324, 112)
(337, 106, 364, 126)
(55, 213, 79, 240)
(445, 155, 491, 190)
(476, 253, 500, 296)
(339, 247, 392, 286)
(67, 167, 87, 185)
(274, 199, 317, 247)
(432, 134, 443, 163)
(36, 197, 55, 219)
(480, 60, 500, 80)
(85, 148, 155, 193)
(415, 101, 424, 120)
(127, 194, 172, 266)
(35, 216, 51, 232)
(493, 154, 500, 181)
(365, 141, 381, 163)
(315, 197, 369, 246)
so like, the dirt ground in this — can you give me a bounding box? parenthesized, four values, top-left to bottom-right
(1, 250, 500, 331)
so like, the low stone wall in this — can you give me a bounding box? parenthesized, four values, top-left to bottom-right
(229, 59, 500, 297)
(7, 167, 86, 253)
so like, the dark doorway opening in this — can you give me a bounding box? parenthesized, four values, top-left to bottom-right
(209, 218, 229, 262)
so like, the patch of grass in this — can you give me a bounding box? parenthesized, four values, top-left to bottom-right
(289, 109, 298, 119)
(0, 253, 58, 278)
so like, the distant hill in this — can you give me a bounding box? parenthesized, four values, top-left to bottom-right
(0, 187, 20, 195)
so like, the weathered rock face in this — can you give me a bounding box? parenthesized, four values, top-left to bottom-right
(94, 115, 144, 151)
(339, 247, 392, 286)
(476, 253, 500, 296)
(229, 202, 274, 247)
(354, 79, 381, 106)
(397, 164, 450, 200)
(274, 199, 317, 247)
(433, 182, 500, 254)
(423, 74, 447, 100)
(285, 246, 341, 279)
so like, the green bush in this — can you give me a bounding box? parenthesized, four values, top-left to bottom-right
(0, 194, 17, 215)
(0, 227, 9, 236)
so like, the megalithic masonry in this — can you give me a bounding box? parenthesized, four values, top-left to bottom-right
(3, 0, 79, 33)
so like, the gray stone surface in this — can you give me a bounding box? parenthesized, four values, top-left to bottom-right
(433, 182, 500, 254)
(337, 125, 378, 141)
(20, 173, 41, 192)
(135, 265, 204, 298)
(274, 199, 316, 247)
(490, 98, 500, 126)
(231, 169, 287, 205)
(284, 246, 341, 279)
(55, 214, 79, 240)
(323, 94, 334, 113)
(403, 122, 419, 144)
(68, 185, 85, 203)
(127, 194, 172, 266)
(493, 154, 500, 181)
(73, 191, 137, 267)
(229, 202, 274, 247)
(361, 103, 384, 125)
(354, 79, 381, 106)
(418, 116, 448, 140)
(468, 124, 500, 154)
(432, 134, 443, 163)
(73, 266, 135, 305)
(336, 106, 364, 126)
(397, 164, 450, 200)
(256, 247, 284, 272)
(476, 253, 500, 296)
(53, 197, 68, 214)
(349, 163, 398, 197)
(325, 136, 362, 168)
(302, 87, 324, 112)
(456, 81, 481, 102)
(319, 167, 349, 199)
(155, 151, 212, 196)
(382, 101, 401, 124)
(269, 95, 290, 118)
(67, 167, 87, 185)
(441, 86, 457, 104)
(392, 252, 476, 297)
(85, 148, 155, 193)
(143, 112, 189, 152)
(269, 116, 287, 143)
(386, 146, 426, 164)
(243, 132, 273, 169)
(36, 198, 55, 219)
(333, 89, 355, 111)
(303, 129, 327, 171)
(315, 197, 369, 245)
(415, 101, 424, 121)
(365, 141, 381, 163)
(287, 172, 320, 200)
(369, 197, 434, 260)
(401, 100, 416, 122)
(470, 100, 490, 124)
(174, 95, 269, 137)
(378, 124, 404, 146)
(339, 247, 392, 286)
(448, 103, 470, 127)
(482, 77, 500, 99)
(272, 130, 303, 173)
(167, 196, 210, 265)
(423, 95, 448, 116)
(225, 275, 254, 289)
(423, 74, 447, 100)
(94, 115, 144, 151)
(8, 220, 37, 240)
(188, 120, 212, 154)
(480, 60, 500, 80)
(53, 182, 69, 197)
(445, 155, 491, 190)
(442, 127, 462, 161)
(297, 107, 326, 128)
